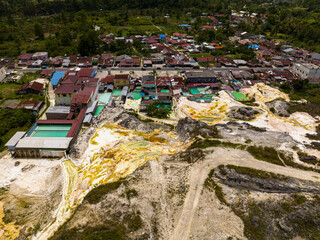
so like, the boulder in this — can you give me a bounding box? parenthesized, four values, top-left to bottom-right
(176, 117, 219, 140)
(227, 106, 260, 121)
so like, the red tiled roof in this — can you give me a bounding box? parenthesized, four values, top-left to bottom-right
(17, 100, 42, 109)
(115, 74, 130, 80)
(82, 86, 97, 94)
(71, 92, 91, 104)
(18, 54, 33, 60)
(186, 83, 221, 88)
(40, 70, 53, 76)
(19, 81, 44, 92)
(67, 107, 87, 137)
(156, 76, 171, 86)
(77, 68, 94, 77)
(62, 75, 79, 85)
(101, 75, 115, 83)
(197, 57, 215, 62)
(54, 85, 81, 94)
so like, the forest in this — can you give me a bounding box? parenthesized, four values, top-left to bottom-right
(0, 0, 319, 57)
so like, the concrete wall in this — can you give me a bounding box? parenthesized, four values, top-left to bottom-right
(55, 93, 77, 105)
(0, 67, 6, 82)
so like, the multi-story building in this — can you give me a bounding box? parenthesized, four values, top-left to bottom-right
(114, 74, 130, 89)
(292, 63, 320, 80)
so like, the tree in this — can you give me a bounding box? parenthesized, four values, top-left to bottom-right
(77, 30, 99, 56)
(34, 23, 44, 40)
(60, 28, 72, 46)
(7, 14, 15, 26)
(146, 101, 171, 119)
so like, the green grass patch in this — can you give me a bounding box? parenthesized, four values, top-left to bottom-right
(19, 72, 40, 84)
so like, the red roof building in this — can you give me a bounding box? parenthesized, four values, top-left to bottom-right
(18, 81, 44, 95)
(101, 75, 115, 85)
(40, 69, 54, 77)
(54, 85, 82, 94)
(77, 68, 95, 77)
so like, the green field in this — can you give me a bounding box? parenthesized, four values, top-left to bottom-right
(232, 92, 248, 101)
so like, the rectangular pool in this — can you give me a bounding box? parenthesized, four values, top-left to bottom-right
(190, 88, 200, 94)
(113, 90, 122, 96)
(99, 92, 112, 104)
(30, 124, 71, 137)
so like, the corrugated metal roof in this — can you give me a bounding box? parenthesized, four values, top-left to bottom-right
(86, 101, 98, 114)
(83, 114, 93, 123)
(5, 132, 26, 147)
(15, 137, 72, 149)
(51, 71, 66, 86)
(46, 106, 70, 114)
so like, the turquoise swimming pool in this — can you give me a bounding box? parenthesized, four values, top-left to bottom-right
(190, 88, 200, 94)
(94, 105, 104, 116)
(99, 92, 112, 104)
(30, 124, 71, 137)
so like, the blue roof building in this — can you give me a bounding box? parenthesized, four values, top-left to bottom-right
(248, 44, 260, 49)
(51, 71, 66, 87)
(160, 34, 166, 42)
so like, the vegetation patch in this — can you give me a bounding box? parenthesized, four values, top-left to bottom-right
(297, 152, 318, 165)
(146, 101, 171, 119)
(125, 189, 138, 200)
(204, 169, 228, 205)
(50, 221, 127, 240)
(247, 145, 284, 166)
(220, 165, 288, 181)
(0, 108, 35, 152)
(124, 211, 143, 231)
(189, 138, 246, 150)
(84, 179, 127, 204)
(231, 194, 320, 240)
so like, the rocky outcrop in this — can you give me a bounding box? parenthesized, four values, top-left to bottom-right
(215, 166, 320, 194)
(93, 107, 151, 132)
(70, 108, 151, 158)
(266, 100, 290, 117)
(176, 117, 219, 140)
(227, 106, 261, 120)
(216, 121, 297, 149)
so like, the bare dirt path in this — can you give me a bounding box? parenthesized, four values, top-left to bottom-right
(36, 160, 78, 240)
(169, 148, 320, 240)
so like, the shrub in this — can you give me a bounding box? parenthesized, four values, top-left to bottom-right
(247, 145, 284, 166)
(84, 179, 127, 204)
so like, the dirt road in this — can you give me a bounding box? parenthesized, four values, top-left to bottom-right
(169, 148, 320, 240)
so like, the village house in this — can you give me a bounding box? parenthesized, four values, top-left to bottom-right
(17, 100, 44, 115)
(18, 81, 44, 95)
(292, 63, 320, 80)
(185, 71, 218, 83)
(54, 85, 82, 105)
(114, 74, 130, 89)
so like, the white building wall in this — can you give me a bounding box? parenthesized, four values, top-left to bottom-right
(292, 63, 320, 80)
(0, 67, 6, 82)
